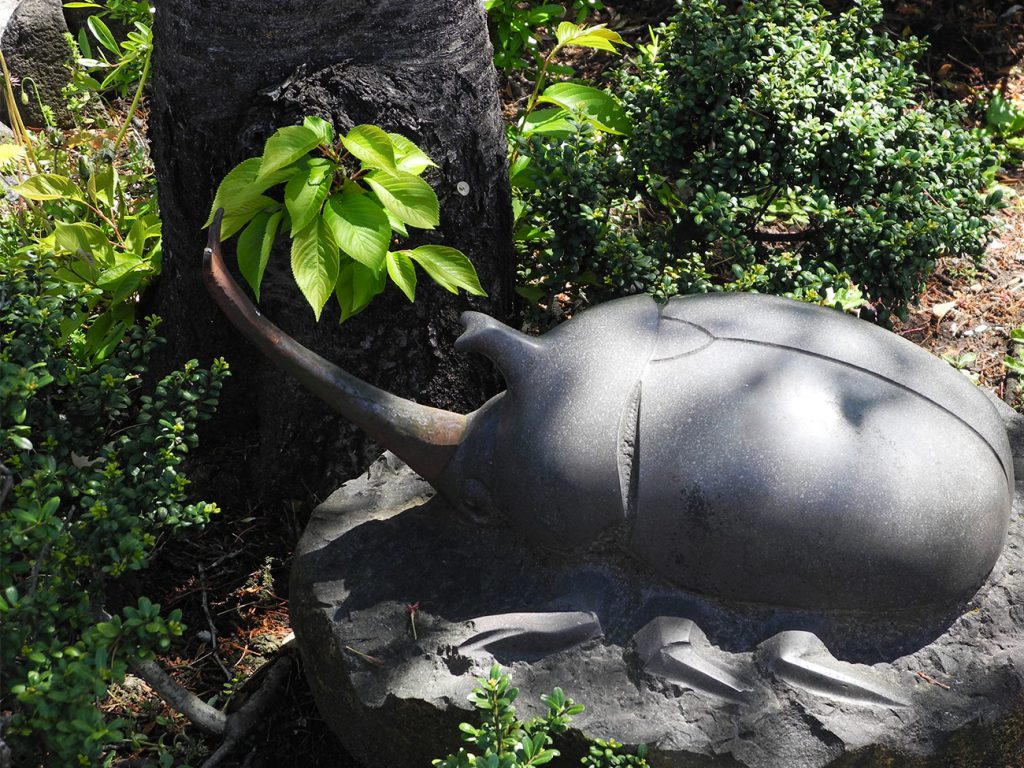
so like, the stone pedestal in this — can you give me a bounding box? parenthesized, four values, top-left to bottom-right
(291, 401, 1024, 768)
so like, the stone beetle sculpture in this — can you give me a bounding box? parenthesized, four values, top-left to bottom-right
(204, 210, 1013, 615)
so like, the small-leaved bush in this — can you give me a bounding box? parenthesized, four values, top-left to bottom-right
(622, 0, 999, 319)
(208, 117, 485, 321)
(434, 664, 648, 768)
(516, 0, 1000, 321)
(0, 248, 226, 766)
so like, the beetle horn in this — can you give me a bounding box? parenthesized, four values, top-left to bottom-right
(202, 208, 466, 481)
(455, 312, 542, 393)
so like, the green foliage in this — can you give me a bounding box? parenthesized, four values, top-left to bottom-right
(979, 90, 1024, 172)
(10, 155, 161, 355)
(510, 22, 630, 145)
(0, 249, 226, 766)
(1004, 325, 1024, 376)
(65, 1, 154, 100)
(1, 0, 159, 358)
(434, 665, 648, 768)
(615, 0, 998, 320)
(503, 21, 635, 318)
(207, 117, 486, 321)
(485, 0, 604, 73)
(514, 0, 1000, 320)
(514, 131, 670, 310)
(941, 350, 980, 385)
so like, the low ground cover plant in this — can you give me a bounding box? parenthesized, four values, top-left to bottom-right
(434, 664, 648, 768)
(0, 4, 220, 764)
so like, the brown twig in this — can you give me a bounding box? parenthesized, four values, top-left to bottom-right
(0, 463, 12, 512)
(344, 645, 385, 666)
(198, 563, 232, 680)
(915, 670, 952, 690)
(131, 658, 228, 735)
(132, 640, 298, 768)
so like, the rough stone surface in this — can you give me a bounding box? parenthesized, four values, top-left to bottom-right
(291, 397, 1024, 768)
(0, 0, 73, 128)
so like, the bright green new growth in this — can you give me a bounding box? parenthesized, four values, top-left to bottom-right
(484, 0, 604, 74)
(434, 664, 648, 768)
(206, 118, 486, 321)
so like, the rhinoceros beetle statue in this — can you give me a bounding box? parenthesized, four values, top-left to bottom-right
(204, 211, 1013, 616)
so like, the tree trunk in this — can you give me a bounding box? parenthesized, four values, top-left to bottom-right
(148, 0, 513, 506)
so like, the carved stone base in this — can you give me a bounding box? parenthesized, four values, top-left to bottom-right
(291, 402, 1024, 768)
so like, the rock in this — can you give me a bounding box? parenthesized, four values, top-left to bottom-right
(1, 0, 74, 128)
(0, 0, 19, 32)
(291, 400, 1024, 768)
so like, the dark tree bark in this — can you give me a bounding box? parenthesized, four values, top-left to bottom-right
(148, 0, 514, 505)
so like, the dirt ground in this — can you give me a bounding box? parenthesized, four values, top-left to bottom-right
(103, 3, 1024, 767)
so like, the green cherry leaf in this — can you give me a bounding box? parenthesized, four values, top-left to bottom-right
(341, 124, 397, 172)
(537, 83, 632, 135)
(236, 209, 282, 301)
(335, 259, 387, 322)
(386, 250, 417, 302)
(389, 133, 436, 175)
(284, 158, 334, 235)
(408, 244, 486, 296)
(290, 219, 340, 320)
(322, 192, 390, 270)
(365, 170, 440, 229)
(257, 125, 321, 181)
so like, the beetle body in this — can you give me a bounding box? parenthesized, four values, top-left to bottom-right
(204, 214, 1013, 615)
(448, 294, 1013, 612)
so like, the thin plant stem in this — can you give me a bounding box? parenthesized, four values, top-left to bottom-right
(113, 39, 152, 153)
(509, 43, 564, 168)
(0, 48, 40, 174)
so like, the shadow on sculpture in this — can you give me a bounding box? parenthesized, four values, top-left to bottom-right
(203, 209, 1023, 767)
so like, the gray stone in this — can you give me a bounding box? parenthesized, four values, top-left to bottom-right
(291, 399, 1024, 767)
(444, 293, 1012, 614)
(207, 226, 1024, 763)
(1, 0, 73, 128)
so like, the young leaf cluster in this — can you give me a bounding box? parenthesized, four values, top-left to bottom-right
(502, 20, 642, 319)
(434, 665, 648, 768)
(512, 22, 631, 150)
(0, 249, 226, 766)
(980, 90, 1024, 172)
(66, 2, 153, 100)
(484, 0, 603, 73)
(207, 117, 485, 321)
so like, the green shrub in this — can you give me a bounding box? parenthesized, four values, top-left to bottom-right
(434, 664, 648, 768)
(618, 0, 999, 320)
(514, 130, 673, 312)
(515, 0, 999, 320)
(0, 249, 226, 766)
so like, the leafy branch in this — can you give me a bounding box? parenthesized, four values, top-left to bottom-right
(206, 117, 486, 321)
